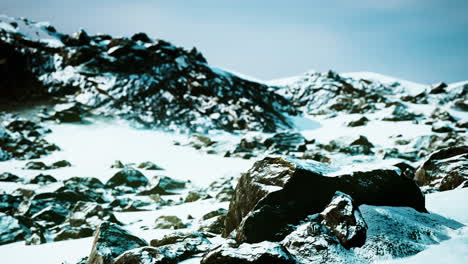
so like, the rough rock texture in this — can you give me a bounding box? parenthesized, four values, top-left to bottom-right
(86, 222, 148, 264)
(201, 241, 297, 264)
(112, 247, 175, 264)
(0, 213, 30, 245)
(149, 232, 212, 261)
(223, 157, 426, 243)
(415, 146, 468, 191)
(0, 16, 296, 133)
(106, 169, 149, 189)
(318, 191, 367, 249)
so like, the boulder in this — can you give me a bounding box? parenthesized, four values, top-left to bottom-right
(23, 161, 48, 170)
(415, 146, 468, 191)
(106, 169, 149, 189)
(68, 201, 120, 227)
(0, 172, 21, 182)
(0, 213, 30, 245)
(149, 232, 212, 261)
(111, 160, 125, 169)
(185, 190, 212, 203)
(112, 247, 175, 264)
(54, 226, 94, 241)
(223, 157, 426, 243)
(347, 116, 369, 127)
(86, 222, 148, 264)
(154, 215, 187, 230)
(51, 160, 72, 168)
(139, 175, 186, 195)
(263, 132, 307, 153)
(0, 194, 22, 214)
(137, 161, 164, 170)
(201, 241, 296, 264)
(317, 191, 367, 249)
(29, 174, 57, 185)
(198, 215, 226, 234)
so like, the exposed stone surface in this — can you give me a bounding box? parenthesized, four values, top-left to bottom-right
(224, 157, 426, 243)
(415, 146, 468, 191)
(86, 222, 148, 264)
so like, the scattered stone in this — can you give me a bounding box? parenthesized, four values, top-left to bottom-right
(201, 241, 296, 264)
(29, 174, 57, 185)
(106, 169, 149, 189)
(137, 161, 164, 170)
(185, 191, 212, 203)
(23, 161, 48, 170)
(86, 222, 148, 264)
(0, 213, 30, 245)
(54, 226, 94, 242)
(0, 172, 21, 182)
(154, 215, 187, 230)
(224, 157, 426, 243)
(415, 146, 468, 191)
(347, 116, 369, 127)
(111, 160, 124, 169)
(139, 175, 186, 195)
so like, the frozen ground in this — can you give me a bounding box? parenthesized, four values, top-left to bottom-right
(0, 117, 466, 264)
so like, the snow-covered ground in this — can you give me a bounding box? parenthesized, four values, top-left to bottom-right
(0, 117, 466, 264)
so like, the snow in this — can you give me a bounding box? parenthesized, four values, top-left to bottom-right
(342, 71, 428, 95)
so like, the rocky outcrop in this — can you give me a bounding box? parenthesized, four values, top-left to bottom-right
(86, 222, 148, 264)
(223, 157, 426, 243)
(201, 241, 296, 264)
(415, 146, 468, 191)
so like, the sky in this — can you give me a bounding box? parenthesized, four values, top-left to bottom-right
(2, 0, 468, 84)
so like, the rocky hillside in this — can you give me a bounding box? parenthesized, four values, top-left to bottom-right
(0, 15, 296, 133)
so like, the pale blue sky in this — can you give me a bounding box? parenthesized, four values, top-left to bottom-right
(3, 0, 467, 83)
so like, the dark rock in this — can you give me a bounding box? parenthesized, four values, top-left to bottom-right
(137, 161, 164, 170)
(224, 157, 426, 243)
(111, 160, 125, 169)
(68, 201, 120, 227)
(148, 232, 212, 261)
(432, 122, 454, 133)
(347, 116, 369, 127)
(0, 194, 22, 214)
(0, 213, 30, 245)
(54, 226, 94, 241)
(382, 103, 420, 121)
(429, 82, 447, 94)
(198, 215, 226, 234)
(202, 208, 228, 220)
(139, 175, 186, 195)
(350, 135, 374, 148)
(393, 162, 416, 180)
(201, 241, 296, 264)
(415, 146, 468, 191)
(185, 190, 211, 203)
(29, 174, 57, 185)
(317, 191, 367, 249)
(41, 103, 87, 123)
(25, 230, 46, 245)
(109, 197, 153, 212)
(0, 172, 21, 182)
(154, 215, 187, 229)
(112, 247, 175, 264)
(23, 161, 48, 170)
(131, 32, 152, 43)
(86, 222, 148, 264)
(106, 169, 149, 189)
(263, 132, 307, 153)
(51, 160, 72, 168)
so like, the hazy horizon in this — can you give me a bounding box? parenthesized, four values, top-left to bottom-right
(3, 0, 468, 84)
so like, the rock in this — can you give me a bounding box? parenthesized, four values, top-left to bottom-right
(224, 157, 426, 243)
(0, 213, 30, 245)
(432, 121, 454, 133)
(317, 191, 367, 249)
(202, 208, 228, 220)
(29, 174, 57, 185)
(111, 160, 125, 169)
(137, 161, 164, 170)
(263, 132, 307, 153)
(382, 103, 420, 121)
(0, 172, 21, 182)
(350, 135, 374, 148)
(139, 175, 186, 195)
(109, 197, 153, 212)
(106, 169, 149, 189)
(51, 160, 72, 168)
(429, 82, 447, 94)
(131, 32, 152, 43)
(149, 232, 212, 260)
(41, 103, 86, 123)
(347, 116, 369, 127)
(112, 247, 175, 264)
(23, 161, 48, 170)
(393, 162, 416, 180)
(59, 177, 106, 203)
(54, 226, 94, 241)
(25, 230, 46, 245)
(154, 215, 187, 230)
(68, 201, 120, 227)
(185, 190, 211, 203)
(198, 215, 226, 234)
(201, 241, 296, 264)
(0, 194, 22, 214)
(415, 146, 468, 191)
(86, 222, 148, 264)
